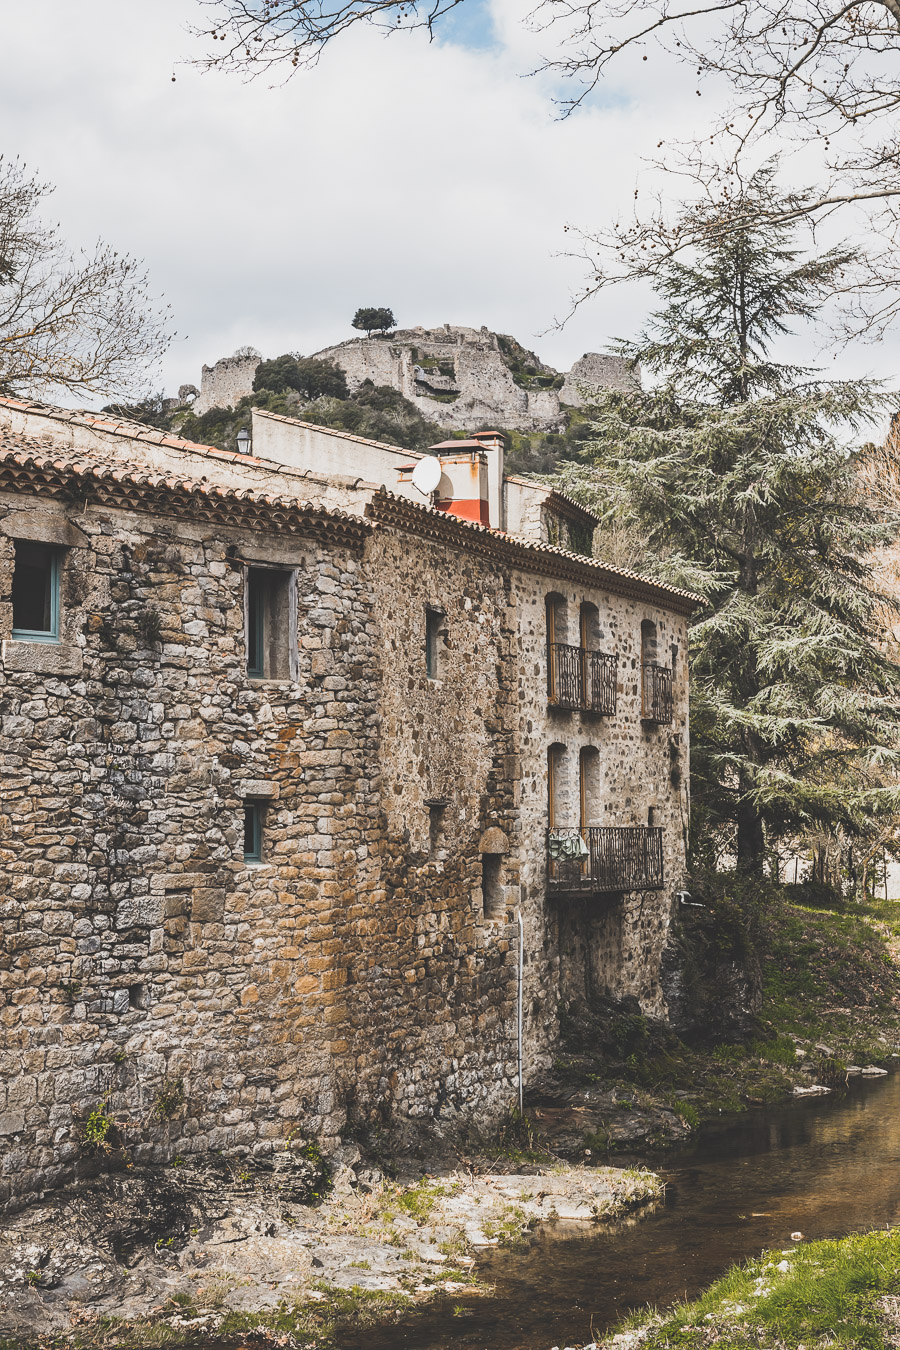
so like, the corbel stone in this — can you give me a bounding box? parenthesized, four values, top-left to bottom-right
(0, 510, 88, 548)
(238, 779, 280, 799)
(2, 641, 83, 676)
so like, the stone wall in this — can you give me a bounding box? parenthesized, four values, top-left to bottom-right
(560, 354, 641, 407)
(314, 326, 638, 432)
(194, 352, 261, 415)
(0, 492, 527, 1207)
(511, 576, 689, 1023)
(0, 414, 692, 1209)
(0, 497, 384, 1206)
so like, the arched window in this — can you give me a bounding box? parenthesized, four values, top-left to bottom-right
(641, 618, 673, 722)
(580, 601, 600, 652)
(640, 618, 658, 665)
(579, 746, 601, 829)
(547, 593, 580, 708)
(547, 742, 569, 827)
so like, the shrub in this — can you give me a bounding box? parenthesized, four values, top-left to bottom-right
(82, 1101, 118, 1152)
(153, 1078, 185, 1120)
(253, 354, 348, 401)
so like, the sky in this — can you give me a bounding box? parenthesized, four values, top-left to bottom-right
(2, 0, 899, 404)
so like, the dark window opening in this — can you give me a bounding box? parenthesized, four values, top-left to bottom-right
(243, 802, 263, 862)
(648, 806, 656, 827)
(482, 854, 505, 921)
(428, 802, 446, 859)
(425, 608, 445, 680)
(12, 541, 60, 641)
(128, 983, 146, 1011)
(246, 567, 294, 679)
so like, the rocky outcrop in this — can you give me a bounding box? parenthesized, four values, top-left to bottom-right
(190, 326, 639, 431)
(313, 325, 638, 431)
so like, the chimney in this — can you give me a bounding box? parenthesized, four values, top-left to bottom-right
(469, 431, 506, 531)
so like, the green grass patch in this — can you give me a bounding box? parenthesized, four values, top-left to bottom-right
(624, 1227, 900, 1350)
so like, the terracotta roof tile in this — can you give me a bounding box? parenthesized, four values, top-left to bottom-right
(0, 395, 262, 465)
(0, 430, 369, 542)
(366, 487, 701, 613)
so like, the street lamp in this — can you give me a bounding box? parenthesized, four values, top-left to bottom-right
(236, 428, 251, 455)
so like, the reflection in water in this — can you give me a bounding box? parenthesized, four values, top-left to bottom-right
(340, 1074, 900, 1350)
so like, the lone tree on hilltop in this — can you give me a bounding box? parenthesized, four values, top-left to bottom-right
(352, 307, 395, 337)
(0, 158, 171, 401)
(558, 165, 900, 875)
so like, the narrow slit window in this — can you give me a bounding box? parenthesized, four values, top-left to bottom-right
(428, 802, 446, 859)
(425, 608, 445, 680)
(482, 854, 505, 921)
(245, 567, 295, 679)
(243, 802, 263, 863)
(12, 541, 60, 641)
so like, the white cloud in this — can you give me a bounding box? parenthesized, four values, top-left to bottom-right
(1, 0, 897, 405)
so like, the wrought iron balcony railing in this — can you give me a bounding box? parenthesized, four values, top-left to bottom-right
(585, 649, 617, 715)
(547, 825, 664, 894)
(548, 644, 617, 715)
(641, 663, 674, 724)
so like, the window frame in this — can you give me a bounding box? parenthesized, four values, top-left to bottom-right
(246, 569, 266, 678)
(244, 564, 297, 681)
(243, 801, 264, 863)
(11, 542, 61, 644)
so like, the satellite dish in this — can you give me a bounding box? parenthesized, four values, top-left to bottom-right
(411, 455, 442, 497)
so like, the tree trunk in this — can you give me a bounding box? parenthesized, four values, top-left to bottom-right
(736, 798, 765, 873)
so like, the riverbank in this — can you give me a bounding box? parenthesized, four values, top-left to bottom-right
(0, 1147, 661, 1348)
(587, 1226, 900, 1350)
(528, 887, 900, 1155)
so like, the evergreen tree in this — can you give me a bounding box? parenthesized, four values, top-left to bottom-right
(561, 170, 900, 873)
(351, 307, 395, 337)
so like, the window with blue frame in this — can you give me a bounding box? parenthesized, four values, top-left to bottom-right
(11, 541, 60, 642)
(243, 801, 263, 863)
(246, 566, 294, 679)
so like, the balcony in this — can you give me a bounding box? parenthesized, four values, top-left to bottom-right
(548, 644, 617, 715)
(547, 826, 664, 895)
(641, 663, 673, 723)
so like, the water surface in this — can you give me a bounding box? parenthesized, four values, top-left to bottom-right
(341, 1073, 900, 1350)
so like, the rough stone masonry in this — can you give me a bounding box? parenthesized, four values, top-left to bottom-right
(0, 396, 696, 1210)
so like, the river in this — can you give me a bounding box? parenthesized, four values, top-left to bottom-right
(338, 1072, 900, 1350)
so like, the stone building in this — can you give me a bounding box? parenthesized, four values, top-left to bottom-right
(0, 396, 695, 1209)
(193, 327, 639, 429)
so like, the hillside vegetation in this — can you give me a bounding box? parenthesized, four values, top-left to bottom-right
(540, 879, 900, 1153)
(106, 352, 599, 473)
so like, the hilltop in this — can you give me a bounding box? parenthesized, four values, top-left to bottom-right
(115, 324, 638, 474)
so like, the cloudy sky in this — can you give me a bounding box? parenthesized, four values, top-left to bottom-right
(3, 0, 898, 402)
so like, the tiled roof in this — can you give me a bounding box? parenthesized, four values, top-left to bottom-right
(0, 431, 370, 542)
(366, 488, 701, 614)
(0, 395, 264, 467)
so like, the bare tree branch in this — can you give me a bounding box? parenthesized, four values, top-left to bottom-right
(0, 159, 173, 402)
(193, 0, 900, 335)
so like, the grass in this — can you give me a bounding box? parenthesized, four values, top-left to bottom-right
(551, 888, 900, 1152)
(617, 1228, 900, 1350)
(11, 1284, 417, 1349)
(481, 1203, 536, 1246)
(374, 1177, 457, 1227)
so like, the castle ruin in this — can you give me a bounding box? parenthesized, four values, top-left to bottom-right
(192, 326, 639, 430)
